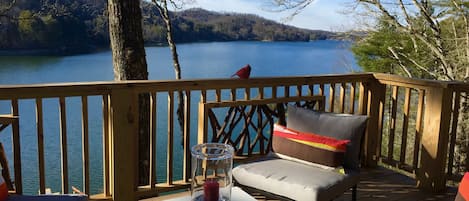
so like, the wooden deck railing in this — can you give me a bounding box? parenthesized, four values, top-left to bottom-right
(0, 73, 466, 201)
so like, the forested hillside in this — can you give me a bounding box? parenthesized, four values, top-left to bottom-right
(0, 0, 336, 54)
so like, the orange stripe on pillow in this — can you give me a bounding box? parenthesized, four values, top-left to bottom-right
(288, 138, 345, 152)
(273, 124, 349, 152)
(460, 172, 469, 200)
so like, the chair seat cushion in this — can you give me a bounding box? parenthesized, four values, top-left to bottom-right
(233, 157, 359, 201)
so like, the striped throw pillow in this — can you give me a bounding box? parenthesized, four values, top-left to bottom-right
(455, 172, 469, 201)
(272, 124, 350, 168)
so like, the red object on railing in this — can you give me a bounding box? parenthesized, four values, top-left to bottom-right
(457, 172, 469, 201)
(203, 179, 219, 201)
(0, 175, 7, 201)
(231, 64, 251, 79)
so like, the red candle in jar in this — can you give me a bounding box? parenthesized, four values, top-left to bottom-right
(203, 179, 219, 201)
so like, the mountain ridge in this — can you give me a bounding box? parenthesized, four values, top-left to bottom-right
(0, 0, 339, 55)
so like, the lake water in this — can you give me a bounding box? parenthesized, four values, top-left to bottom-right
(0, 41, 357, 84)
(0, 41, 359, 194)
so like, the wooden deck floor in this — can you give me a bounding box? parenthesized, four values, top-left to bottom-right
(144, 167, 458, 201)
(337, 167, 457, 201)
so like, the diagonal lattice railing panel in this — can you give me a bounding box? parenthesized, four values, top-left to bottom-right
(202, 96, 325, 156)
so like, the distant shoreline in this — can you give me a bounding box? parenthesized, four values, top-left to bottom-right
(0, 46, 108, 56)
(0, 49, 70, 56)
(0, 39, 350, 56)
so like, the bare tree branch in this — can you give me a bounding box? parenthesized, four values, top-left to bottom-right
(397, 51, 440, 79)
(398, 0, 413, 28)
(387, 46, 413, 77)
(266, 0, 316, 20)
(450, 0, 469, 80)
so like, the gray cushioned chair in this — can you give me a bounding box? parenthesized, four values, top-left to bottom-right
(233, 105, 368, 201)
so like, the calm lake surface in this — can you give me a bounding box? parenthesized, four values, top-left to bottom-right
(0, 41, 359, 194)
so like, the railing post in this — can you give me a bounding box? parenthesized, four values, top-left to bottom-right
(417, 86, 452, 192)
(110, 88, 139, 201)
(362, 79, 386, 168)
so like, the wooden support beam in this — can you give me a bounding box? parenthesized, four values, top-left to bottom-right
(363, 80, 386, 168)
(110, 89, 139, 201)
(417, 87, 452, 192)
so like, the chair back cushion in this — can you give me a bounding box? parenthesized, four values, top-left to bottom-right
(455, 172, 469, 201)
(286, 105, 368, 169)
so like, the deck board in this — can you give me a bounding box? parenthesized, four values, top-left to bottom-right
(141, 167, 458, 201)
(335, 167, 457, 201)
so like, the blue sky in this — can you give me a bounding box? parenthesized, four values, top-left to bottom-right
(185, 0, 356, 31)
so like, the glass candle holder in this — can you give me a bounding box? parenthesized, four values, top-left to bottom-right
(191, 143, 234, 201)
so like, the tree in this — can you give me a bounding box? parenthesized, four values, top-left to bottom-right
(267, 0, 468, 80)
(351, 17, 433, 78)
(150, 0, 188, 145)
(18, 10, 44, 44)
(351, 0, 468, 81)
(351, 0, 469, 176)
(108, 0, 150, 185)
(0, 0, 15, 16)
(270, 0, 469, 180)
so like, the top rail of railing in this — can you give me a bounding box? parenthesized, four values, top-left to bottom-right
(0, 73, 376, 99)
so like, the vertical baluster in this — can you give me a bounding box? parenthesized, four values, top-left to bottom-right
(447, 90, 460, 176)
(295, 85, 302, 106)
(81, 96, 90, 195)
(388, 86, 398, 161)
(215, 89, 221, 102)
(272, 86, 277, 99)
(413, 89, 425, 169)
(329, 83, 336, 112)
(59, 97, 69, 194)
(102, 95, 111, 196)
(319, 84, 324, 96)
(230, 89, 236, 101)
(349, 82, 356, 114)
(245, 87, 250, 100)
(400, 88, 411, 166)
(358, 82, 368, 115)
(167, 91, 174, 185)
(149, 93, 157, 189)
(198, 90, 208, 144)
(201, 90, 207, 103)
(35, 98, 45, 194)
(319, 84, 325, 111)
(308, 85, 313, 96)
(183, 90, 191, 182)
(339, 83, 346, 113)
(296, 85, 302, 97)
(11, 99, 22, 194)
(258, 87, 264, 99)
